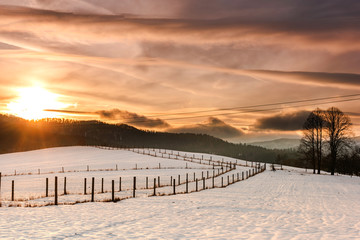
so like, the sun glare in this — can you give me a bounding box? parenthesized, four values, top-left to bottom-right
(7, 87, 67, 120)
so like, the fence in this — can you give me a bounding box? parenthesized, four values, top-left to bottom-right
(0, 147, 267, 207)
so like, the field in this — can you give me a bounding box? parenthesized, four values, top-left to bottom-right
(0, 146, 359, 239)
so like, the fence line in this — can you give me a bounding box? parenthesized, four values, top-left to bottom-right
(0, 163, 267, 207)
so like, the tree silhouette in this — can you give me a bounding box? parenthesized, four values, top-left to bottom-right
(324, 107, 353, 175)
(300, 110, 324, 174)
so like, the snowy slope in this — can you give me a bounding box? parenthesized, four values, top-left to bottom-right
(0, 147, 359, 239)
(248, 138, 301, 149)
(0, 146, 254, 205)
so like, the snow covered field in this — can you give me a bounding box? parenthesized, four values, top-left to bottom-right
(0, 146, 254, 206)
(0, 147, 359, 239)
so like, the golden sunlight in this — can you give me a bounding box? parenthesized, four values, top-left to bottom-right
(7, 86, 67, 120)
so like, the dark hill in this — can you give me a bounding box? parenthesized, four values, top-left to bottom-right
(0, 114, 300, 166)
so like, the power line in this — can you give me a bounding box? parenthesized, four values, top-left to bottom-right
(122, 96, 360, 124)
(143, 93, 360, 118)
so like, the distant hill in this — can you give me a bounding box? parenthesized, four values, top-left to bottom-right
(248, 138, 301, 150)
(0, 114, 358, 175)
(0, 114, 301, 166)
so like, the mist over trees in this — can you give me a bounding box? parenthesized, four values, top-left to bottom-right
(299, 107, 358, 175)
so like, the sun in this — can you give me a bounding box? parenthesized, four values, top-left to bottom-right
(7, 87, 67, 120)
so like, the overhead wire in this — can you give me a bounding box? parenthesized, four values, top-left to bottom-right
(121, 95, 360, 124)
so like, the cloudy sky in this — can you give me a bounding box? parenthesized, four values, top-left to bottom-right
(0, 0, 359, 142)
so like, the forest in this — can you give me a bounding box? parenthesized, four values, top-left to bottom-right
(0, 113, 358, 175)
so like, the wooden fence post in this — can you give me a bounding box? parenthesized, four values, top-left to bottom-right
(201, 171, 204, 179)
(186, 174, 189, 193)
(158, 176, 160, 187)
(153, 178, 156, 196)
(146, 177, 148, 189)
(112, 180, 115, 202)
(84, 178, 87, 195)
(196, 179, 198, 192)
(203, 177, 205, 190)
(178, 175, 180, 185)
(46, 178, 48, 197)
(170, 176, 173, 186)
(64, 177, 67, 195)
(242, 172, 244, 180)
(119, 177, 122, 191)
(193, 172, 196, 181)
(221, 177, 224, 188)
(173, 179, 176, 195)
(101, 178, 104, 193)
(91, 177, 95, 202)
(87, 165, 89, 172)
(133, 177, 136, 198)
(54, 177, 58, 205)
(11, 180, 14, 201)
(227, 175, 230, 186)
(38, 169, 40, 175)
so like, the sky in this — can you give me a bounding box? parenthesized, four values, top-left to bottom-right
(0, 0, 359, 142)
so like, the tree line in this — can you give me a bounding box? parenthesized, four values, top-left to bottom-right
(0, 114, 296, 165)
(299, 107, 359, 176)
(0, 111, 358, 176)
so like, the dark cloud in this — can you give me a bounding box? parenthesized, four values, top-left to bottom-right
(179, 0, 360, 21)
(346, 112, 360, 117)
(44, 108, 170, 129)
(0, 5, 359, 52)
(169, 117, 244, 139)
(254, 111, 311, 131)
(96, 109, 170, 129)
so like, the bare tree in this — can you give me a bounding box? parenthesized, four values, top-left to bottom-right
(300, 112, 317, 173)
(324, 107, 352, 175)
(300, 109, 324, 174)
(313, 108, 325, 174)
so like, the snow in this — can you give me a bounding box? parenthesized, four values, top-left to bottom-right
(0, 146, 359, 239)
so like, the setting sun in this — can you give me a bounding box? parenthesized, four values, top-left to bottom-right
(7, 87, 67, 120)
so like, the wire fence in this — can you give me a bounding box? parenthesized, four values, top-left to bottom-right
(0, 147, 266, 207)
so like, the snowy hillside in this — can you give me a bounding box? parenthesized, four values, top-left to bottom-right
(0, 147, 359, 239)
(248, 138, 301, 150)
